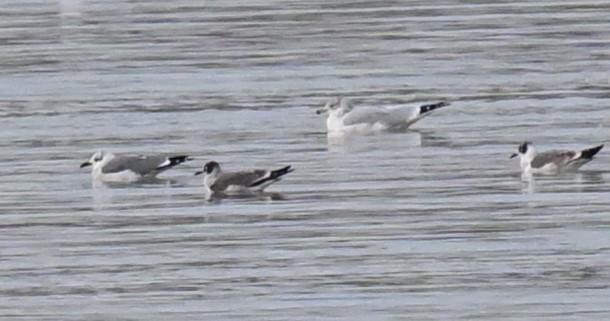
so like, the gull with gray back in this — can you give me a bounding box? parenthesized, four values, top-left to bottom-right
(80, 151, 192, 182)
(316, 96, 449, 135)
(510, 142, 604, 175)
(194, 161, 293, 197)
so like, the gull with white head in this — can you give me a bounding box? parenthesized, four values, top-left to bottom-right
(316, 96, 449, 135)
(194, 161, 293, 197)
(80, 151, 192, 182)
(510, 142, 604, 175)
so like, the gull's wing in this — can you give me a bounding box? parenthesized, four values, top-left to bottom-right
(530, 150, 576, 169)
(342, 107, 393, 126)
(342, 106, 421, 128)
(101, 155, 167, 175)
(210, 170, 267, 192)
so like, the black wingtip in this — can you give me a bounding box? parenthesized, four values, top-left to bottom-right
(168, 155, 192, 165)
(580, 144, 604, 159)
(271, 165, 294, 179)
(419, 101, 450, 115)
(248, 165, 294, 188)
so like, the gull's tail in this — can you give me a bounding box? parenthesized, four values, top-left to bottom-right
(270, 165, 294, 179)
(401, 101, 450, 129)
(419, 101, 450, 116)
(579, 144, 604, 160)
(157, 155, 193, 171)
(249, 166, 294, 187)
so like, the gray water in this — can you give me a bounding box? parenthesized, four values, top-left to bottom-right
(1, 0, 610, 320)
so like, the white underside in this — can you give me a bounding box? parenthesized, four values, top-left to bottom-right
(224, 185, 257, 194)
(523, 163, 559, 176)
(205, 179, 280, 196)
(523, 159, 589, 176)
(326, 107, 423, 136)
(327, 121, 388, 137)
(327, 115, 392, 137)
(92, 167, 144, 182)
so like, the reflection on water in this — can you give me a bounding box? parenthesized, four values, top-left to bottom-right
(2, 0, 610, 320)
(91, 177, 181, 189)
(204, 191, 287, 204)
(326, 131, 424, 153)
(521, 171, 606, 194)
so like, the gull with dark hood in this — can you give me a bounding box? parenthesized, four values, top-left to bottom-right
(195, 161, 293, 197)
(510, 142, 603, 175)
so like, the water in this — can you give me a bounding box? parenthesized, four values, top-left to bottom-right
(1, 0, 610, 319)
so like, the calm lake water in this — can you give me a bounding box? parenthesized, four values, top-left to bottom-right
(1, 0, 610, 320)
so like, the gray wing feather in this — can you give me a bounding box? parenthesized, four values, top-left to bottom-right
(102, 155, 166, 175)
(343, 106, 416, 127)
(530, 150, 576, 168)
(211, 170, 267, 192)
(342, 107, 392, 126)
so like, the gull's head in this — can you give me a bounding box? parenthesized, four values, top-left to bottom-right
(510, 142, 532, 159)
(80, 151, 105, 168)
(195, 161, 221, 176)
(316, 96, 352, 115)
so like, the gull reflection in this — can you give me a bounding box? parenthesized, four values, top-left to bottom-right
(202, 191, 286, 203)
(520, 171, 606, 194)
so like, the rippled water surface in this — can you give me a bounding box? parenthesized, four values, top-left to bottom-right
(1, 0, 610, 320)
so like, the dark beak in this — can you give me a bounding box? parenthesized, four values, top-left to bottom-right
(315, 108, 326, 115)
(80, 161, 92, 168)
(509, 153, 518, 159)
(194, 170, 204, 176)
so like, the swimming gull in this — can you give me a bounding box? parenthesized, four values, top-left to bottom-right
(510, 142, 603, 175)
(80, 151, 192, 182)
(194, 161, 293, 196)
(316, 96, 449, 135)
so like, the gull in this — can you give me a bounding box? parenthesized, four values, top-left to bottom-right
(510, 142, 604, 175)
(194, 161, 293, 197)
(80, 151, 192, 182)
(316, 96, 449, 135)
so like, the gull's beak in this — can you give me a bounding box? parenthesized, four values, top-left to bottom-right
(194, 170, 204, 176)
(509, 153, 518, 159)
(316, 104, 330, 115)
(80, 161, 92, 168)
